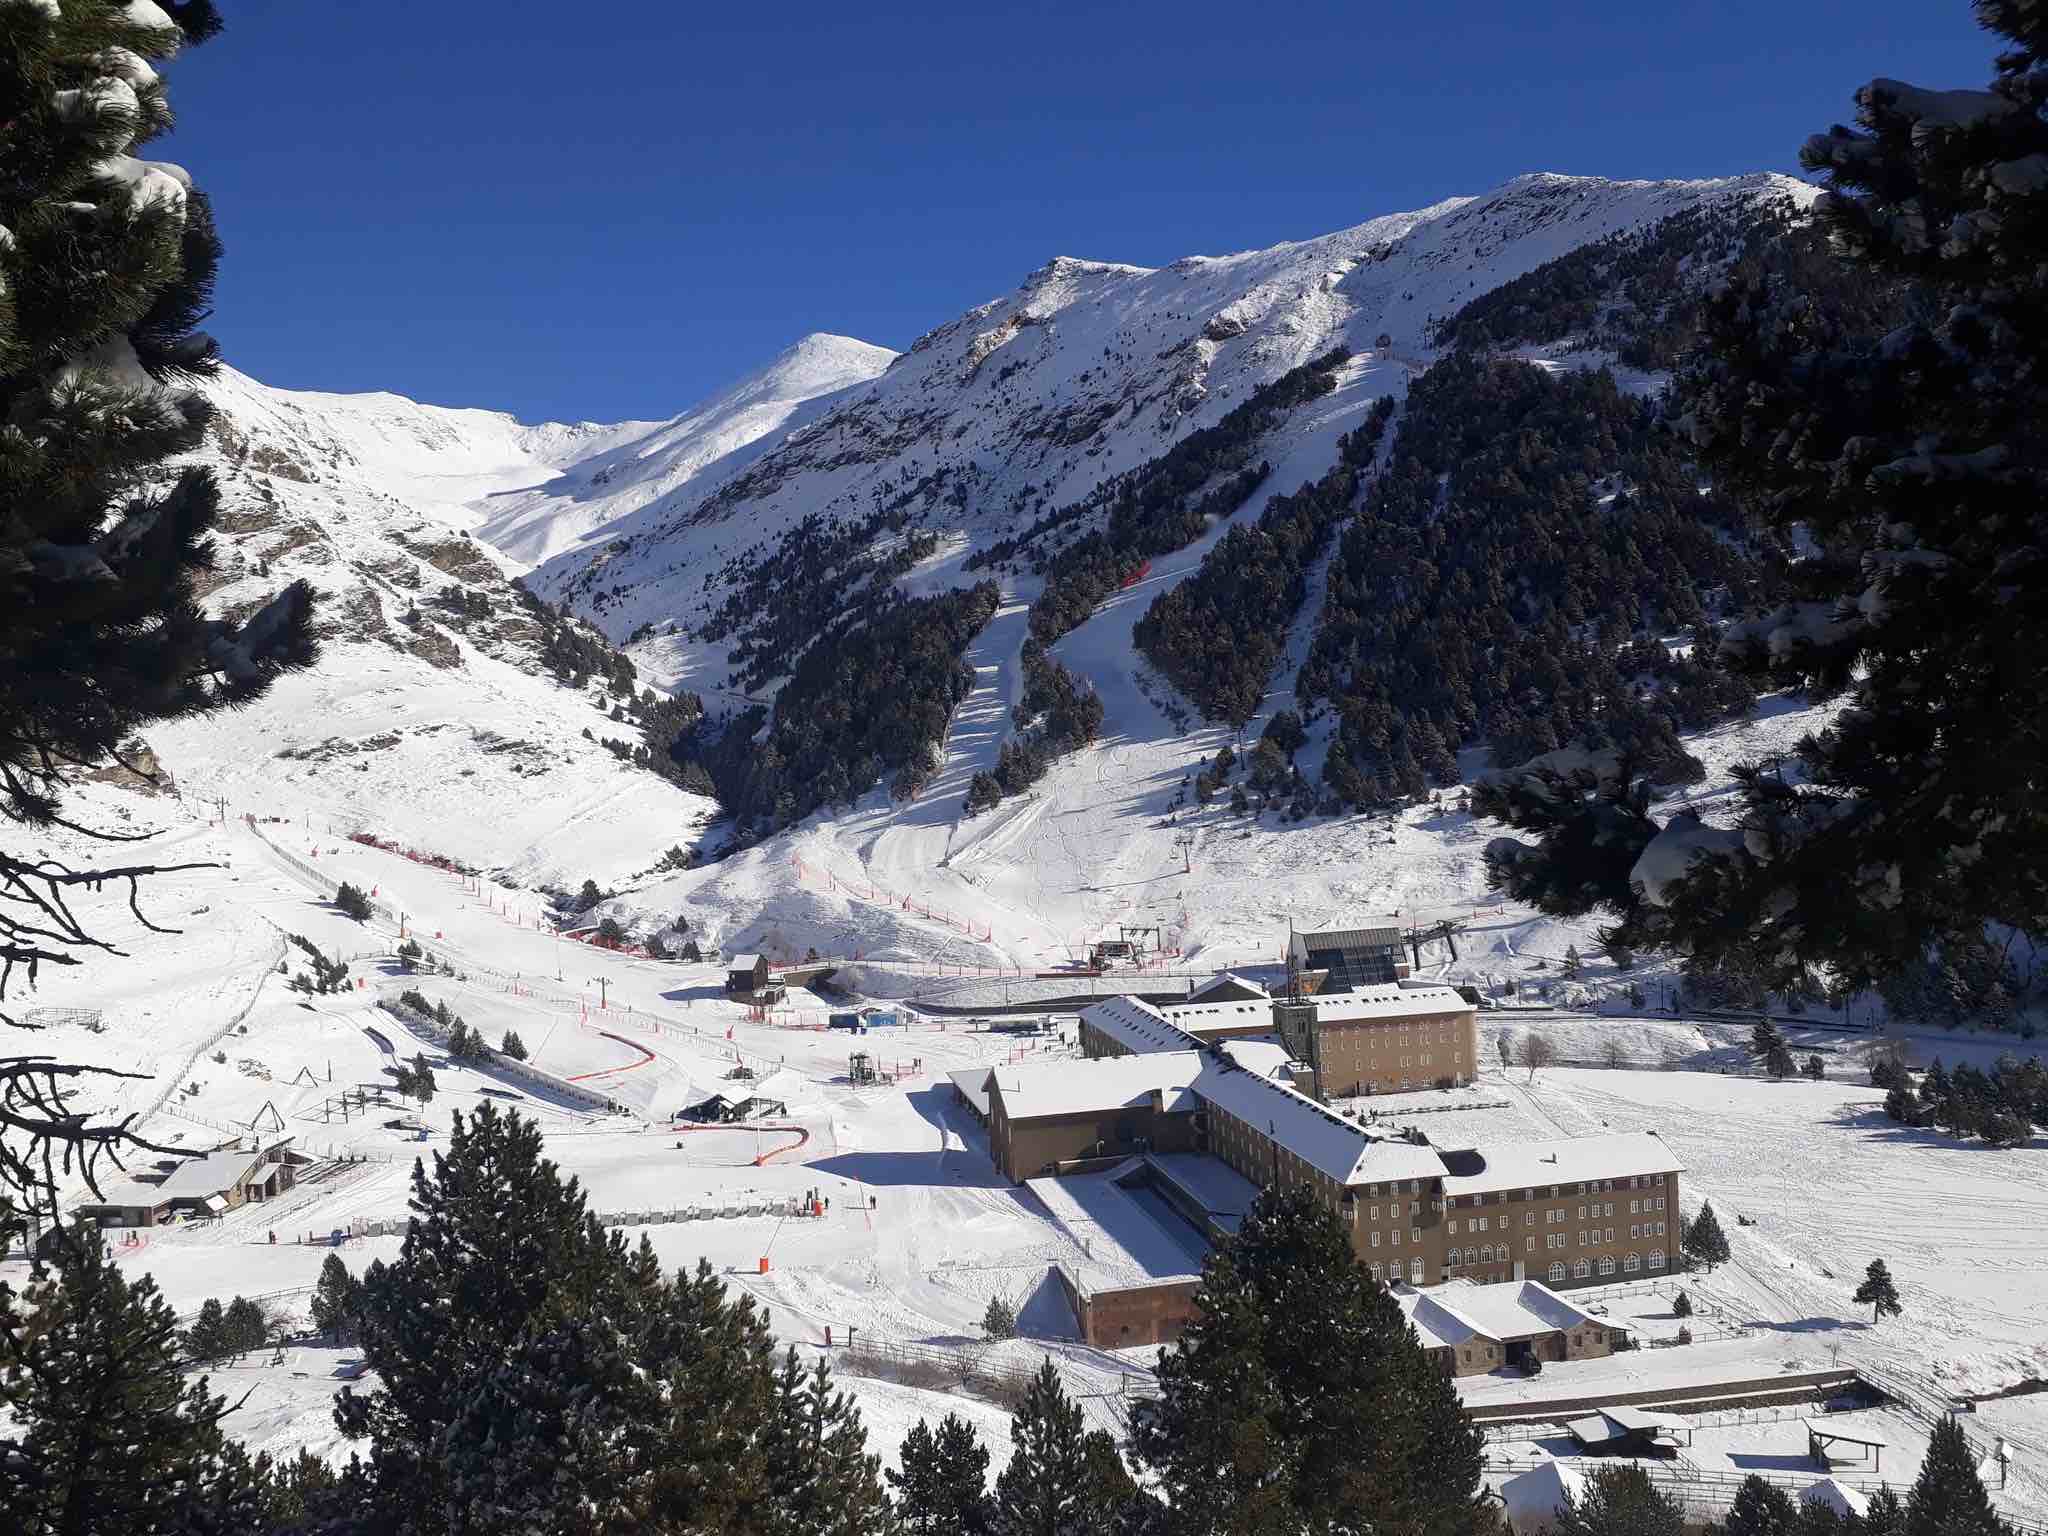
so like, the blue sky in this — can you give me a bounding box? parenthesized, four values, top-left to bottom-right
(172, 1, 1995, 424)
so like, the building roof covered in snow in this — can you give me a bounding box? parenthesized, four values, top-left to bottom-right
(1800, 1478, 1870, 1517)
(1437, 1130, 1684, 1196)
(1025, 1160, 1210, 1291)
(986, 1052, 1207, 1118)
(1157, 997, 1277, 1036)
(1291, 923, 1403, 950)
(1565, 1406, 1689, 1448)
(1295, 982, 1471, 1019)
(1398, 1279, 1616, 1350)
(947, 1068, 995, 1118)
(1189, 1058, 1443, 1187)
(1214, 1040, 1300, 1080)
(1499, 1460, 1588, 1531)
(1080, 996, 1203, 1055)
(79, 1142, 278, 1211)
(1188, 972, 1269, 1003)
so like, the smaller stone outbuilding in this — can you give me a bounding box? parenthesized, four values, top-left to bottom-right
(1396, 1279, 1629, 1376)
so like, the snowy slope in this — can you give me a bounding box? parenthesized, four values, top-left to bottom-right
(522, 173, 1809, 687)
(472, 332, 897, 565)
(143, 171, 1824, 970)
(139, 369, 721, 890)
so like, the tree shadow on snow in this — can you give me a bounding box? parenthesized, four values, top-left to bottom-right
(1738, 1316, 1869, 1334)
(660, 984, 729, 1005)
(1827, 1103, 2040, 1150)
(1729, 1453, 1830, 1473)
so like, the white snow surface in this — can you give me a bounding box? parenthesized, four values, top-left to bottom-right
(22, 170, 2048, 1512)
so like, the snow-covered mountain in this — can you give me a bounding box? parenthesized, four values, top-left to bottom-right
(519, 172, 1806, 690)
(140, 336, 892, 886)
(143, 368, 725, 890)
(470, 332, 897, 566)
(137, 168, 1820, 962)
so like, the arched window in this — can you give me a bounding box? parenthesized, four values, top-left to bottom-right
(1624, 1252, 1641, 1273)
(1574, 1258, 1592, 1278)
(1465, 1246, 1478, 1265)
(1410, 1257, 1423, 1283)
(1598, 1256, 1616, 1276)
(1648, 1250, 1665, 1271)
(1369, 1261, 1383, 1281)
(1548, 1261, 1568, 1284)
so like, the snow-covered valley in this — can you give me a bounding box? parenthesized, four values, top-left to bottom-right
(10, 165, 2046, 1526)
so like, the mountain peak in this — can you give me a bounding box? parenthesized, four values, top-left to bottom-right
(751, 333, 898, 400)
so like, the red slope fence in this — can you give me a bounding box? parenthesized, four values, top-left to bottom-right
(790, 853, 995, 944)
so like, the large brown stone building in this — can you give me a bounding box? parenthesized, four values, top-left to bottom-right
(980, 998, 1684, 1295)
(983, 1040, 1298, 1182)
(1081, 983, 1482, 1099)
(1168, 982, 1479, 1097)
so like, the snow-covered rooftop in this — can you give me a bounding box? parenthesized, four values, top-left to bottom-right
(1145, 1152, 1264, 1232)
(1190, 1058, 1443, 1186)
(1437, 1131, 1684, 1196)
(1400, 1279, 1611, 1350)
(1025, 1161, 1208, 1290)
(1160, 981, 1469, 1034)
(947, 1067, 994, 1118)
(1157, 997, 1277, 1035)
(1188, 971, 1269, 1002)
(1079, 995, 1203, 1055)
(987, 1052, 1206, 1118)
(1215, 1038, 1298, 1079)
(1802, 1479, 1870, 1517)
(82, 1143, 270, 1208)
(1499, 1460, 1588, 1529)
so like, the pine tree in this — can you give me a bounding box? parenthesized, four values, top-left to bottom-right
(400, 1051, 436, 1107)
(576, 878, 605, 913)
(1683, 1202, 1731, 1272)
(0, 0, 318, 1231)
(343, 1111, 806, 1532)
(1564, 943, 1583, 979)
(1672, 1290, 1692, 1319)
(182, 1297, 228, 1364)
(1904, 1416, 2008, 1536)
(1476, 8, 2048, 995)
(1861, 1484, 1907, 1536)
(310, 1253, 360, 1342)
(762, 1350, 891, 1536)
(337, 1103, 642, 1523)
(334, 882, 373, 921)
(1553, 1464, 1684, 1536)
(0, 1231, 254, 1530)
(1803, 1053, 1826, 1081)
(1134, 1185, 1487, 1534)
(982, 1294, 1018, 1341)
(224, 1294, 268, 1358)
(1715, 1474, 1801, 1536)
(1854, 1258, 1903, 1323)
(993, 1359, 1130, 1536)
(1749, 1019, 1787, 1069)
(500, 1030, 528, 1061)
(888, 1415, 993, 1536)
